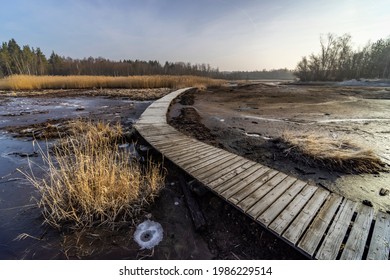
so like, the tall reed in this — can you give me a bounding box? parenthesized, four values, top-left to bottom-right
(22, 121, 165, 229)
(0, 75, 225, 90)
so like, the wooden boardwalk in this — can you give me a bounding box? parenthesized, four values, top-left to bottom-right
(134, 88, 390, 260)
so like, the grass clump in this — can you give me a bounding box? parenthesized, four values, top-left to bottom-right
(0, 74, 226, 90)
(23, 120, 165, 230)
(278, 130, 386, 174)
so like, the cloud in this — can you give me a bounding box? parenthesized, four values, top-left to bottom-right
(0, 0, 389, 70)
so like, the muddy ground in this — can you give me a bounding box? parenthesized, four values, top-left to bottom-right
(168, 83, 390, 213)
(0, 88, 304, 260)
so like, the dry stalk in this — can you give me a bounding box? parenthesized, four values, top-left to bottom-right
(278, 130, 386, 174)
(20, 120, 165, 230)
(0, 75, 226, 90)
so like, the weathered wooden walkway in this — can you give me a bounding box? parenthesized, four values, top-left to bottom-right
(134, 88, 390, 260)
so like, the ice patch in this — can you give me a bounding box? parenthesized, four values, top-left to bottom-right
(244, 132, 272, 140)
(336, 79, 390, 87)
(133, 220, 163, 250)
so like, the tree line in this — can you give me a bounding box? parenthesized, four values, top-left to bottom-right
(0, 38, 224, 78)
(225, 69, 294, 80)
(294, 33, 390, 81)
(0, 38, 298, 81)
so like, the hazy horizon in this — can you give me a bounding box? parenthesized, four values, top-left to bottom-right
(1, 0, 389, 71)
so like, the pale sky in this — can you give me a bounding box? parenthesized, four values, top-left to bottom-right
(0, 0, 389, 71)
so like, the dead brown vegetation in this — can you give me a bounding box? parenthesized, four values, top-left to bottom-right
(278, 130, 386, 174)
(21, 121, 165, 230)
(0, 75, 225, 91)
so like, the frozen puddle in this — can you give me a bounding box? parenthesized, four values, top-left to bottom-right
(244, 132, 272, 140)
(244, 115, 390, 125)
(243, 115, 305, 124)
(317, 118, 390, 123)
(133, 220, 163, 250)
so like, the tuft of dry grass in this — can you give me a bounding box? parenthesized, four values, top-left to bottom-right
(21, 120, 165, 230)
(278, 130, 385, 174)
(0, 75, 226, 90)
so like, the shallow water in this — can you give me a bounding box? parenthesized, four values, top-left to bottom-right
(0, 134, 60, 259)
(0, 96, 151, 129)
(0, 96, 152, 259)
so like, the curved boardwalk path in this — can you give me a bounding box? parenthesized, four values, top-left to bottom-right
(135, 88, 390, 260)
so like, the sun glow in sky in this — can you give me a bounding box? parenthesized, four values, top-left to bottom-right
(1, 0, 389, 71)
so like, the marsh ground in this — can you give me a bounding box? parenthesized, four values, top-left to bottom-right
(169, 83, 390, 213)
(0, 88, 304, 260)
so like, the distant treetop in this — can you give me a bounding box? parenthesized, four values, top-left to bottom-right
(294, 33, 390, 81)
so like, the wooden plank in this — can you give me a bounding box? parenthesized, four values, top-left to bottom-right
(137, 116, 166, 122)
(154, 143, 200, 156)
(340, 204, 374, 260)
(229, 169, 279, 205)
(136, 123, 173, 129)
(148, 136, 190, 145)
(148, 139, 193, 149)
(246, 176, 298, 219)
(169, 151, 232, 174)
(138, 128, 179, 138)
(156, 143, 205, 156)
(200, 158, 253, 185)
(316, 199, 357, 260)
(145, 133, 188, 142)
(366, 211, 390, 260)
(135, 124, 173, 132)
(165, 148, 218, 165)
(282, 188, 330, 245)
(155, 139, 200, 151)
(157, 140, 205, 154)
(146, 103, 170, 108)
(170, 146, 217, 164)
(298, 193, 343, 256)
(175, 154, 229, 172)
(136, 128, 175, 136)
(142, 105, 169, 111)
(268, 184, 318, 235)
(171, 150, 230, 172)
(137, 118, 166, 124)
(149, 137, 193, 148)
(157, 140, 207, 153)
(218, 165, 269, 198)
(145, 135, 190, 144)
(206, 161, 258, 193)
(139, 108, 167, 114)
(184, 153, 238, 174)
(140, 126, 180, 135)
(257, 180, 307, 226)
(168, 144, 218, 159)
(189, 155, 243, 181)
(237, 172, 288, 212)
(213, 163, 267, 192)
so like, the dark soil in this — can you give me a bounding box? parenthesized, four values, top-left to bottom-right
(168, 84, 390, 213)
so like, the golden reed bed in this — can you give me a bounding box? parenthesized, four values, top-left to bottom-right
(0, 74, 225, 90)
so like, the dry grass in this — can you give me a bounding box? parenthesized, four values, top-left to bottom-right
(0, 75, 226, 90)
(21, 120, 165, 230)
(279, 130, 385, 174)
